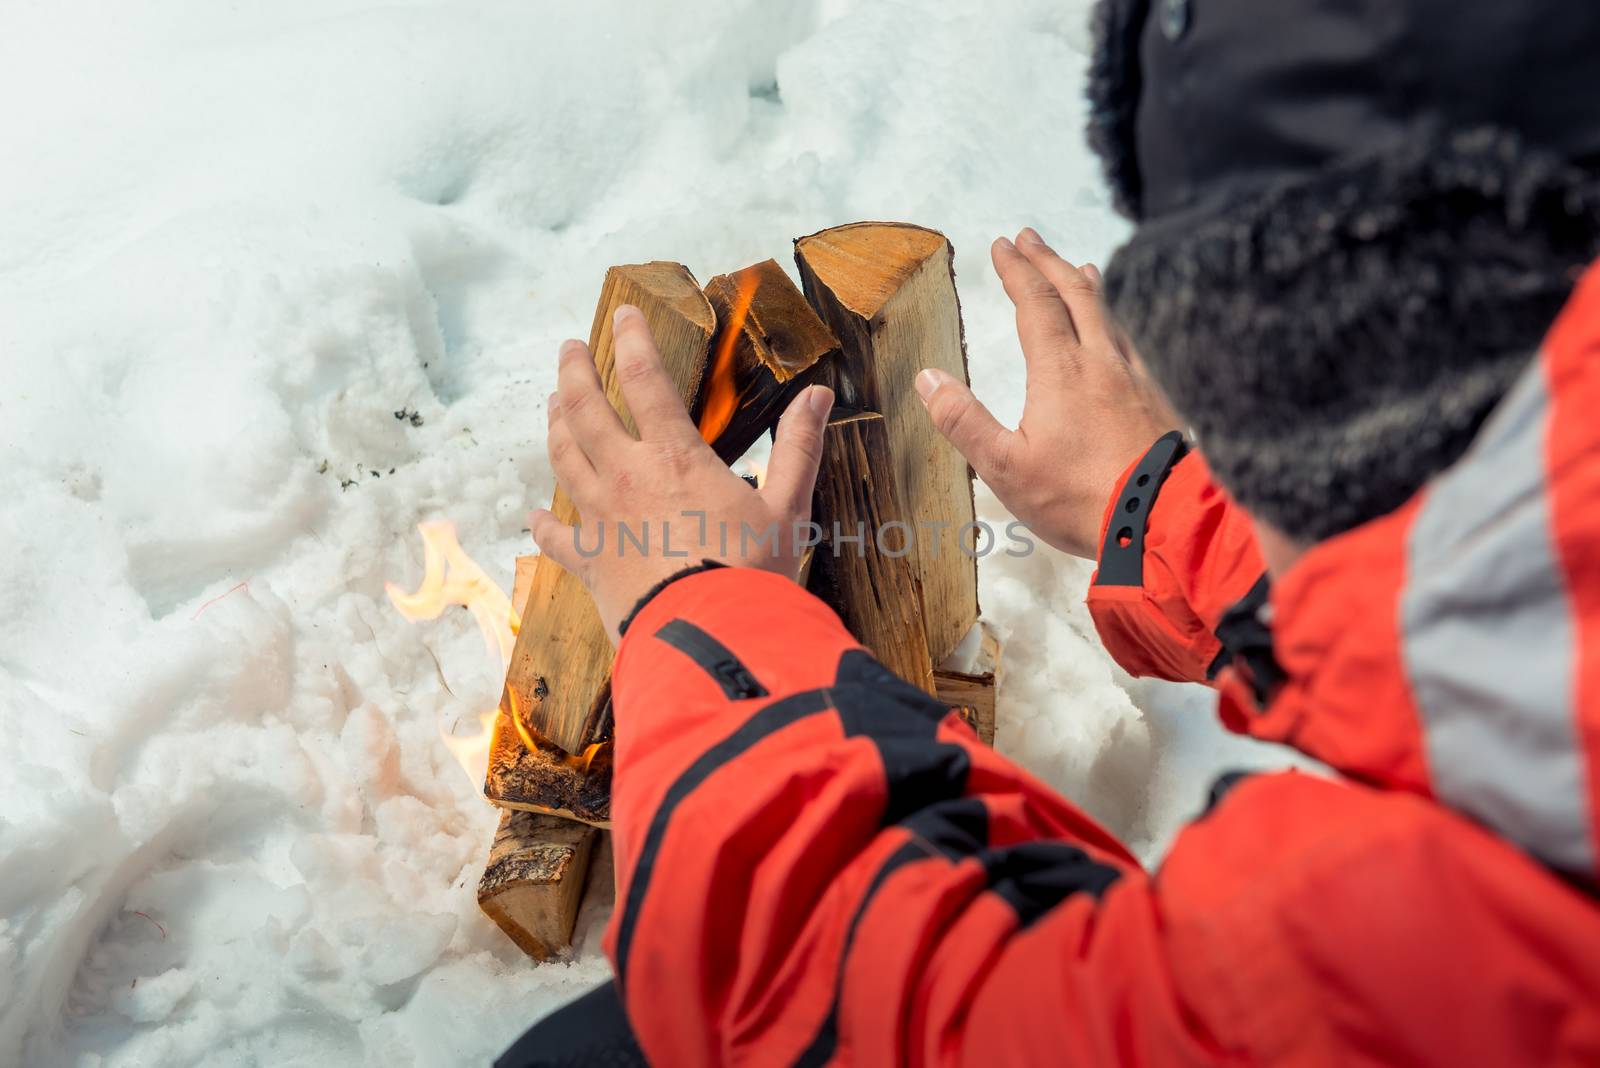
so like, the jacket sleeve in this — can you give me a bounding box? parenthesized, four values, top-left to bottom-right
(602, 573, 1585, 1066)
(603, 566, 1220, 1066)
(1086, 434, 1268, 685)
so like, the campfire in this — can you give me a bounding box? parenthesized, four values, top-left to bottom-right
(392, 222, 1001, 959)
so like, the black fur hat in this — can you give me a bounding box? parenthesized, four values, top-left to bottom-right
(1087, 0, 1600, 541)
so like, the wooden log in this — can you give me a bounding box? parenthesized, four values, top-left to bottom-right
(794, 222, 979, 664)
(477, 808, 598, 959)
(936, 671, 996, 748)
(486, 558, 613, 822)
(935, 621, 1001, 746)
(478, 558, 612, 960)
(486, 556, 611, 824)
(511, 553, 536, 622)
(808, 410, 937, 695)
(695, 259, 840, 463)
(499, 263, 716, 757)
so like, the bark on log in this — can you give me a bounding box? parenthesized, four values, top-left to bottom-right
(477, 808, 598, 960)
(794, 223, 979, 664)
(808, 410, 937, 695)
(498, 263, 715, 757)
(695, 259, 840, 463)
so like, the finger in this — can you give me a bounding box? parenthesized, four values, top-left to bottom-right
(529, 507, 585, 578)
(547, 401, 598, 501)
(1015, 228, 1109, 343)
(556, 337, 630, 465)
(546, 391, 560, 429)
(1081, 262, 1102, 286)
(915, 368, 1017, 484)
(762, 385, 834, 518)
(991, 237, 1082, 375)
(611, 304, 703, 445)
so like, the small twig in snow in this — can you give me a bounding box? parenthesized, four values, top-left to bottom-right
(424, 644, 456, 698)
(132, 911, 166, 939)
(190, 581, 250, 621)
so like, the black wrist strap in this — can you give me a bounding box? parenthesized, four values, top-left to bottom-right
(616, 560, 727, 637)
(1095, 431, 1189, 587)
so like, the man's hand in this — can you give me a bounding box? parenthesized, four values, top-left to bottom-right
(531, 304, 835, 643)
(916, 228, 1179, 559)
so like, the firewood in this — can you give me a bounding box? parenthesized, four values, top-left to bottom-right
(794, 223, 979, 664)
(478, 808, 598, 959)
(486, 558, 616, 822)
(511, 554, 536, 623)
(696, 259, 840, 462)
(499, 263, 716, 757)
(937, 672, 996, 747)
(935, 622, 1001, 746)
(478, 558, 612, 960)
(808, 410, 937, 695)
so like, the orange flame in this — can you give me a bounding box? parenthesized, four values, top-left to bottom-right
(386, 521, 521, 783)
(697, 271, 761, 444)
(568, 741, 604, 772)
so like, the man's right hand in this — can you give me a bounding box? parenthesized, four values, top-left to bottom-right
(916, 228, 1180, 560)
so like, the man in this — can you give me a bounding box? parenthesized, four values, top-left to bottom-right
(501, 1, 1600, 1063)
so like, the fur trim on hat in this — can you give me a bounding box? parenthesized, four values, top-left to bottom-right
(1103, 127, 1600, 542)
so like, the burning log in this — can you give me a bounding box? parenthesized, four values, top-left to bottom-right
(795, 223, 980, 665)
(696, 259, 840, 463)
(477, 808, 599, 960)
(935, 622, 1002, 747)
(487, 557, 614, 823)
(808, 410, 938, 696)
(478, 558, 612, 960)
(500, 263, 716, 757)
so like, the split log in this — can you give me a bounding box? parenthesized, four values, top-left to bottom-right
(795, 223, 979, 664)
(511, 553, 536, 621)
(695, 259, 840, 463)
(808, 410, 937, 695)
(477, 809, 598, 960)
(499, 263, 716, 757)
(935, 621, 1001, 746)
(935, 671, 997, 748)
(487, 557, 613, 822)
(478, 559, 612, 960)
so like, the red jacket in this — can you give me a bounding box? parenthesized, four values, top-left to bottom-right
(600, 266, 1600, 1065)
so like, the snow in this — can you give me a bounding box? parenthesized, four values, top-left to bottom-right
(0, 1, 1295, 1064)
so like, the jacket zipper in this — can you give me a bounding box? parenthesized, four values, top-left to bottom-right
(653, 619, 769, 700)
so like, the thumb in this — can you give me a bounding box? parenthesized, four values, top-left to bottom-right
(761, 385, 834, 517)
(529, 508, 587, 581)
(916, 369, 1013, 479)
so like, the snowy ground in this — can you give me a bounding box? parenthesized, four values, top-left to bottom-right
(0, 2, 1294, 1064)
